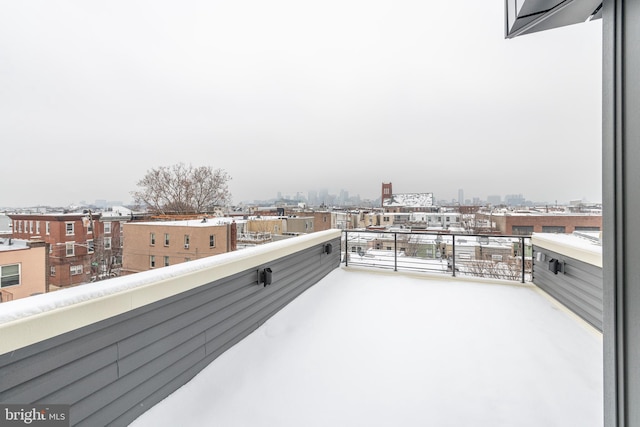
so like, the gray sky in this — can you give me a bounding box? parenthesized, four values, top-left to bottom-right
(0, 1, 602, 207)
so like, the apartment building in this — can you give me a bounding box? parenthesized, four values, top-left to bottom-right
(8, 212, 121, 288)
(122, 218, 237, 274)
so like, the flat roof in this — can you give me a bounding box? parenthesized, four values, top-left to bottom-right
(131, 268, 603, 427)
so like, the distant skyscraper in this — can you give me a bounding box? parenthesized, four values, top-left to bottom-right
(308, 190, 318, 206)
(458, 189, 464, 205)
(487, 195, 502, 206)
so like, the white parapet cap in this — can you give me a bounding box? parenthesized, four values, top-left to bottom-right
(0, 229, 341, 355)
(531, 232, 602, 268)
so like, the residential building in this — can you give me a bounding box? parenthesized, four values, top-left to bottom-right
(122, 218, 237, 274)
(475, 211, 602, 235)
(8, 212, 121, 288)
(0, 238, 47, 301)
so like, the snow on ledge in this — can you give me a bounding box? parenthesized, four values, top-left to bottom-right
(532, 232, 602, 268)
(0, 230, 340, 354)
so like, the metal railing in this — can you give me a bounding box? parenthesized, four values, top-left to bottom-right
(342, 230, 532, 283)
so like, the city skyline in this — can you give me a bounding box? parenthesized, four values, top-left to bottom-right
(1, 1, 602, 207)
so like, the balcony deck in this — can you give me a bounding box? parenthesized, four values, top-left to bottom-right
(130, 267, 603, 427)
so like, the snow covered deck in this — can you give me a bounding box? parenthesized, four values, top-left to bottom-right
(130, 267, 603, 427)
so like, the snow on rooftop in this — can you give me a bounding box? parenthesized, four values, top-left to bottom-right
(0, 238, 29, 252)
(383, 192, 434, 207)
(130, 268, 602, 427)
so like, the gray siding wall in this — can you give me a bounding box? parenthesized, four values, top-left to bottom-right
(532, 245, 603, 331)
(0, 236, 340, 426)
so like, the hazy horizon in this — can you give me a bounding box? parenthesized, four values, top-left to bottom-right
(1, 1, 602, 208)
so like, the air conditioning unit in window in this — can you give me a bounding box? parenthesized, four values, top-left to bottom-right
(184, 244, 189, 249)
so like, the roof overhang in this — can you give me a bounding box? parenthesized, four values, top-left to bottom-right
(505, 0, 602, 38)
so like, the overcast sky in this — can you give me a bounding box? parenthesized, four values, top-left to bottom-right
(0, 1, 602, 207)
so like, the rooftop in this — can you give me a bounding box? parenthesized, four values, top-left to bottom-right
(130, 267, 603, 427)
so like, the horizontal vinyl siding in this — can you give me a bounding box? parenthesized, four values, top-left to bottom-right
(532, 245, 603, 331)
(0, 235, 340, 426)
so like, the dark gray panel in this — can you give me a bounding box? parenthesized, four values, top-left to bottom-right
(0, 345, 118, 403)
(532, 245, 603, 331)
(0, 236, 340, 427)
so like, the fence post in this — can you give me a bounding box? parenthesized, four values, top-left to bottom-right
(344, 230, 348, 266)
(452, 235, 456, 277)
(394, 232, 398, 271)
(521, 236, 526, 283)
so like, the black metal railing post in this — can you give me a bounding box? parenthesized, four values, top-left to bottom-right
(521, 236, 526, 283)
(452, 235, 456, 277)
(394, 232, 398, 271)
(344, 230, 348, 266)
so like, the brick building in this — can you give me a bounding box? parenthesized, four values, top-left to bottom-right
(475, 211, 602, 235)
(122, 218, 237, 274)
(8, 212, 121, 288)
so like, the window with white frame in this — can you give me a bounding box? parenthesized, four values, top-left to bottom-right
(0, 264, 20, 287)
(104, 237, 112, 250)
(29, 220, 33, 234)
(66, 222, 74, 236)
(164, 256, 170, 267)
(46, 221, 50, 235)
(184, 234, 190, 249)
(209, 235, 215, 248)
(36, 221, 40, 234)
(150, 255, 156, 268)
(70, 265, 83, 275)
(87, 240, 95, 254)
(66, 242, 75, 257)
(50, 266, 56, 276)
(17, 221, 22, 233)
(164, 233, 170, 246)
(104, 221, 112, 234)
(150, 232, 155, 245)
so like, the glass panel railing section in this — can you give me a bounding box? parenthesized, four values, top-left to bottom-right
(342, 230, 532, 283)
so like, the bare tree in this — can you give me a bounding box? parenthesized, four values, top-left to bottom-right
(132, 163, 231, 214)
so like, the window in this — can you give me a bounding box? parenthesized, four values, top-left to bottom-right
(0, 264, 20, 287)
(36, 221, 40, 234)
(164, 233, 170, 246)
(66, 242, 75, 256)
(541, 226, 566, 233)
(492, 254, 503, 261)
(104, 237, 112, 250)
(87, 240, 95, 254)
(575, 226, 601, 231)
(185, 257, 191, 262)
(150, 255, 156, 268)
(65, 222, 74, 236)
(512, 226, 534, 235)
(184, 234, 190, 249)
(164, 256, 170, 267)
(50, 266, 56, 276)
(150, 233, 156, 245)
(17, 221, 22, 233)
(70, 265, 83, 275)
(104, 221, 112, 234)
(29, 220, 33, 233)
(46, 221, 50, 235)
(209, 235, 216, 248)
